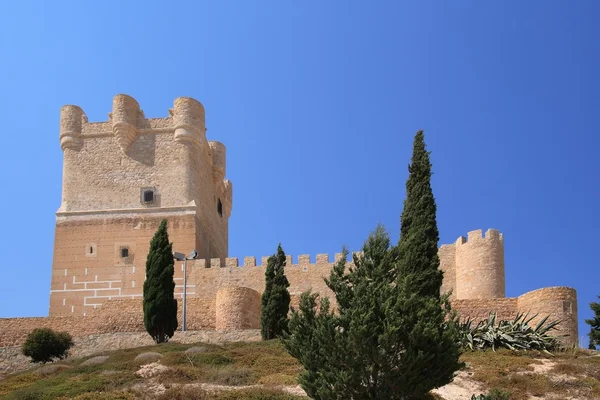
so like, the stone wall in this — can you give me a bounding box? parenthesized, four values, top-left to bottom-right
(0, 286, 579, 349)
(451, 298, 518, 323)
(192, 254, 346, 303)
(50, 215, 199, 316)
(0, 298, 215, 348)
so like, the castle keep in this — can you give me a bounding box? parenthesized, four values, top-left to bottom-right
(1, 94, 579, 348)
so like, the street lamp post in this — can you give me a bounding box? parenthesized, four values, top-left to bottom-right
(173, 250, 198, 332)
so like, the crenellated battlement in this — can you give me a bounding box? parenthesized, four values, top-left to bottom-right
(194, 252, 365, 269)
(455, 228, 504, 246)
(58, 94, 209, 153)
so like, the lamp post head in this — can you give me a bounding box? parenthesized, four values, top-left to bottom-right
(188, 250, 198, 260)
(173, 252, 185, 261)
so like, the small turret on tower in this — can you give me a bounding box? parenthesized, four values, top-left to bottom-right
(209, 141, 226, 185)
(59, 105, 87, 151)
(171, 97, 207, 148)
(110, 94, 141, 152)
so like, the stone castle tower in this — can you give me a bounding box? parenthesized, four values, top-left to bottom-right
(50, 94, 232, 315)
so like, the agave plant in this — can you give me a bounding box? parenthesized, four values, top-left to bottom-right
(460, 312, 562, 354)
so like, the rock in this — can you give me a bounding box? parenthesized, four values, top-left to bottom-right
(80, 355, 109, 366)
(185, 346, 208, 354)
(35, 364, 72, 376)
(135, 362, 170, 378)
(134, 352, 163, 363)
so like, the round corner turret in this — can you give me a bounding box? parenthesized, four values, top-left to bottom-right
(111, 94, 140, 152)
(60, 105, 86, 151)
(209, 141, 226, 183)
(172, 97, 206, 146)
(517, 287, 578, 347)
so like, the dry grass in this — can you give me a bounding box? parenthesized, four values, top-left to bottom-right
(2, 339, 599, 399)
(460, 348, 600, 400)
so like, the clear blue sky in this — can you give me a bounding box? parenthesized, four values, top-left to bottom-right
(0, 1, 598, 347)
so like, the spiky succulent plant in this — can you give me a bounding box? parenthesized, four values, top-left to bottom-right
(460, 312, 562, 354)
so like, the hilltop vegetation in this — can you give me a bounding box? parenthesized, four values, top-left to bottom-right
(0, 339, 598, 400)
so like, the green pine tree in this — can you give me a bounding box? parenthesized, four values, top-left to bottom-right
(283, 130, 463, 399)
(398, 129, 444, 298)
(585, 295, 600, 350)
(143, 219, 178, 344)
(260, 243, 291, 340)
(283, 225, 464, 399)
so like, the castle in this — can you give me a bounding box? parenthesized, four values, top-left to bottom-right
(1, 94, 580, 348)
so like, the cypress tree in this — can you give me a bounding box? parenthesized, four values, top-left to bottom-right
(283, 226, 464, 399)
(398, 130, 444, 298)
(143, 219, 178, 344)
(260, 243, 291, 340)
(585, 295, 600, 350)
(283, 131, 463, 398)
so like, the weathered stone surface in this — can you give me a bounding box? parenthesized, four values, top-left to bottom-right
(184, 346, 208, 354)
(80, 355, 109, 366)
(35, 364, 72, 376)
(134, 352, 163, 363)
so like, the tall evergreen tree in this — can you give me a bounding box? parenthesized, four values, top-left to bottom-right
(143, 219, 178, 344)
(261, 244, 291, 340)
(398, 130, 443, 298)
(585, 295, 600, 350)
(283, 226, 463, 399)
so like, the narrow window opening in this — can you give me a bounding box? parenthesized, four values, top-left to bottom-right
(89, 246, 93, 254)
(121, 247, 129, 258)
(143, 190, 154, 203)
(217, 198, 223, 217)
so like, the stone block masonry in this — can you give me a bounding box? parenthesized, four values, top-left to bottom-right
(2, 94, 563, 350)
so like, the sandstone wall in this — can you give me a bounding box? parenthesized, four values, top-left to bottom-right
(439, 244, 456, 300)
(450, 298, 518, 323)
(192, 254, 350, 303)
(1, 298, 215, 348)
(50, 215, 199, 316)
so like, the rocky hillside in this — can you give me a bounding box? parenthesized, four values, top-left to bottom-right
(0, 335, 598, 400)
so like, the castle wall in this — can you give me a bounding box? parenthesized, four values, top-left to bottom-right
(451, 298, 518, 323)
(455, 229, 505, 299)
(192, 254, 352, 305)
(439, 244, 456, 300)
(0, 298, 215, 348)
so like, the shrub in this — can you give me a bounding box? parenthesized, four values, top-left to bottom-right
(460, 312, 561, 354)
(471, 388, 511, 400)
(21, 328, 74, 363)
